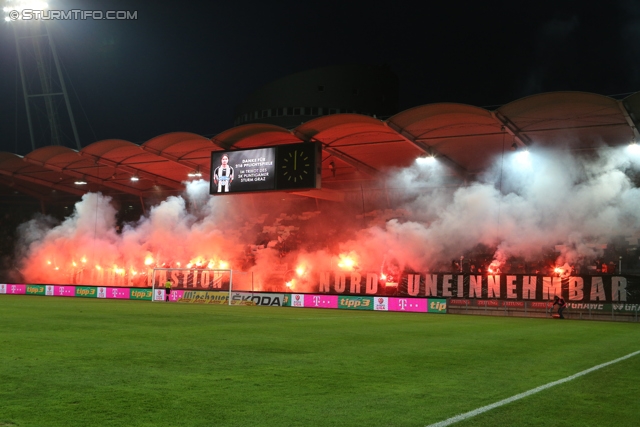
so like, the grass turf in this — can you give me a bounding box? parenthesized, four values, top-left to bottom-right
(0, 296, 639, 427)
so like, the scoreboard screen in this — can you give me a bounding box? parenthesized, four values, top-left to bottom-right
(210, 142, 321, 195)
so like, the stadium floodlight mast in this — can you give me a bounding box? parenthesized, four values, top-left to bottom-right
(5, 0, 82, 152)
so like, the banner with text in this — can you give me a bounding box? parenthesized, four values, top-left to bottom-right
(314, 272, 640, 303)
(151, 269, 231, 291)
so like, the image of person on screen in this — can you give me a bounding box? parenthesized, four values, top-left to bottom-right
(213, 154, 234, 192)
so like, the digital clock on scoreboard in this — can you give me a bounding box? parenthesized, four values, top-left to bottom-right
(275, 142, 321, 190)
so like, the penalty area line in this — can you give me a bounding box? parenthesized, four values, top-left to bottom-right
(425, 349, 640, 427)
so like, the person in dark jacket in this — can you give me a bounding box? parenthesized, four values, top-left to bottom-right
(552, 295, 567, 319)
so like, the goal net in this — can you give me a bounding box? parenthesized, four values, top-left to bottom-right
(151, 268, 233, 304)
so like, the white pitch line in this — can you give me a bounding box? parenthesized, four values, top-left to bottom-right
(426, 350, 640, 427)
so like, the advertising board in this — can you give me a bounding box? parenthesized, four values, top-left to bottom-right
(338, 296, 373, 310)
(388, 298, 428, 313)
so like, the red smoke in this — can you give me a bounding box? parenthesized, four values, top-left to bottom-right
(14, 145, 640, 290)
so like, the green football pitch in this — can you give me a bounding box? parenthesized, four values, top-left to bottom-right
(1, 296, 639, 427)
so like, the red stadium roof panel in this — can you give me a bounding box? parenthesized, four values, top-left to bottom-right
(0, 151, 96, 196)
(2, 91, 639, 200)
(497, 92, 632, 148)
(388, 103, 497, 140)
(81, 140, 192, 191)
(295, 113, 386, 140)
(212, 124, 301, 149)
(295, 114, 422, 173)
(142, 132, 220, 171)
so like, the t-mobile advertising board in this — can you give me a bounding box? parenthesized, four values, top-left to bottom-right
(1, 284, 25, 294)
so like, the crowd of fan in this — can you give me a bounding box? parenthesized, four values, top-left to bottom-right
(445, 255, 639, 276)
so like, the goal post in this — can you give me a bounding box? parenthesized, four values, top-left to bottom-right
(151, 268, 233, 304)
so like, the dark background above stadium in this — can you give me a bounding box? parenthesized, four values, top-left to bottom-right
(1, 0, 639, 153)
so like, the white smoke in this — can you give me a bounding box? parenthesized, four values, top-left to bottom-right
(14, 144, 640, 287)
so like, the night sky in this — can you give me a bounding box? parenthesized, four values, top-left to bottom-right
(1, 0, 639, 155)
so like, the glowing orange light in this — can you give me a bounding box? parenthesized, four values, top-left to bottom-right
(337, 254, 356, 270)
(285, 280, 294, 288)
(54, 267, 59, 271)
(186, 263, 193, 268)
(219, 260, 229, 269)
(296, 266, 305, 276)
(47, 260, 52, 265)
(96, 265, 102, 270)
(176, 262, 181, 267)
(554, 267, 563, 274)
(81, 257, 87, 263)
(380, 273, 387, 281)
(144, 256, 153, 266)
(487, 260, 501, 274)
(72, 261, 77, 267)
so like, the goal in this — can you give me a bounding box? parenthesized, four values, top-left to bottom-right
(151, 268, 233, 304)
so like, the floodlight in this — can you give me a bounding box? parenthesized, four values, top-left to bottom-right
(416, 153, 436, 165)
(130, 175, 140, 182)
(628, 141, 640, 155)
(514, 148, 531, 167)
(3, 1, 49, 21)
(74, 180, 87, 185)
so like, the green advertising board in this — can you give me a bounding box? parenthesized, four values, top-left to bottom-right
(180, 291, 228, 304)
(566, 303, 610, 312)
(338, 296, 373, 310)
(25, 285, 46, 296)
(129, 289, 153, 300)
(428, 298, 447, 314)
(75, 286, 98, 298)
(611, 303, 640, 313)
(282, 294, 291, 307)
(563, 303, 639, 315)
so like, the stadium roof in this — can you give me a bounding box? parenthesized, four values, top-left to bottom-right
(2, 91, 639, 203)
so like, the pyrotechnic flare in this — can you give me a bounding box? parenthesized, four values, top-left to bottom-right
(13, 144, 640, 289)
